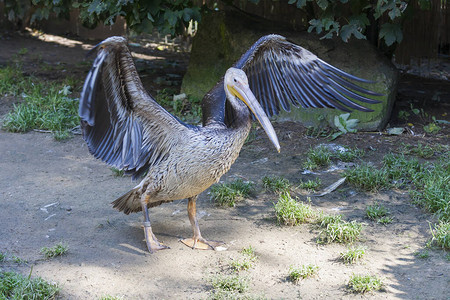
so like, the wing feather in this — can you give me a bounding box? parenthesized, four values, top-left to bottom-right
(233, 34, 382, 117)
(79, 36, 191, 178)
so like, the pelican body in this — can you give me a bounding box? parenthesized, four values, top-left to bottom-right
(79, 35, 380, 252)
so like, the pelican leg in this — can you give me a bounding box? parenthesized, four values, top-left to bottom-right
(181, 196, 224, 250)
(142, 202, 169, 253)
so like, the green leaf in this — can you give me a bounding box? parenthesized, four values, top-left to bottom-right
(341, 23, 365, 42)
(379, 23, 403, 46)
(317, 0, 329, 10)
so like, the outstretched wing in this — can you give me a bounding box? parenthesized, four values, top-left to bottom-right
(79, 36, 192, 179)
(234, 34, 382, 117)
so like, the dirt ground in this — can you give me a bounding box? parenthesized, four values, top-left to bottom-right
(0, 32, 449, 299)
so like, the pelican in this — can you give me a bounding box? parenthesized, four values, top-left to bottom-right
(79, 34, 380, 253)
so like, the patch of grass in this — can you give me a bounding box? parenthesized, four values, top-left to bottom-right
(156, 89, 201, 123)
(11, 255, 27, 264)
(344, 163, 390, 192)
(317, 217, 363, 244)
(340, 246, 366, 264)
(231, 246, 258, 272)
(0, 270, 60, 299)
(366, 203, 390, 223)
(303, 145, 333, 170)
(288, 264, 319, 282)
(1, 64, 79, 140)
(99, 296, 124, 300)
(409, 159, 449, 222)
(398, 143, 448, 159)
(262, 176, 291, 194)
(0, 252, 5, 262)
(334, 147, 365, 162)
(377, 216, 393, 224)
(383, 154, 424, 185)
(274, 193, 316, 226)
(298, 178, 322, 191)
(210, 179, 254, 207)
(210, 274, 249, 294)
(413, 250, 430, 259)
(40, 242, 69, 259)
(347, 274, 383, 294)
(430, 222, 450, 250)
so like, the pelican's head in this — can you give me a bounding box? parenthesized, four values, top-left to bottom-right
(225, 68, 280, 152)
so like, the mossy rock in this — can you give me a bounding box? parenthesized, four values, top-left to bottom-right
(181, 10, 398, 130)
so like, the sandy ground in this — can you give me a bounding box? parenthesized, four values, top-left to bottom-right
(0, 32, 449, 299)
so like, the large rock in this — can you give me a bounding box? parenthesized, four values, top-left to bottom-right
(181, 10, 398, 131)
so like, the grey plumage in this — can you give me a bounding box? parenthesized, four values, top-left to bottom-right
(79, 35, 380, 252)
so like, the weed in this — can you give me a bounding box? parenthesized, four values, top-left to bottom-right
(12, 255, 27, 264)
(274, 193, 316, 226)
(231, 246, 258, 272)
(262, 176, 291, 194)
(377, 216, 393, 224)
(303, 145, 332, 170)
(298, 178, 322, 191)
(348, 274, 383, 293)
(344, 164, 390, 192)
(383, 154, 424, 185)
(366, 203, 389, 222)
(318, 219, 363, 244)
(210, 274, 248, 293)
(331, 113, 359, 140)
(413, 250, 430, 259)
(398, 143, 447, 159)
(0, 270, 60, 299)
(334, 147, 365, 162)
(1, 65, 80, 140)
(0, 252, 5, 262)
(340, 246, 366, 264)
(430, 222, 450, 250)
(210, 179, 254, 207)
(288, 264, 319, 282)
(40, 242, 69, 259)
(316, 213, 343, 227)
(100, 296, 124, 300)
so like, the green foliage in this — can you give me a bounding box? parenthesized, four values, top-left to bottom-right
(290, 0, 428, 47)
(344, 164, 390, 192)
(1, 64, 79, 140)
(340, 246, 366, 264)
(334, 147, 365, 162)
(348, 274, 383, 294)
(331, 113, 359, 140)
(298, 178, 322, 191)
(262, 176, 291, 194)
(210, 179, 254, 207)
(288, 264, 319, 282)
(274, 193, 316, 226)
(210, 274, 248, 293)
(366, 203, 389, 221)
(413, 250, 430, 259)
(0, 252, 5, 262)
(0, 270, 60, 299)
(430, 222, 450, 250)
(40, 242, 69, 259)
(3, 0, 200, 36)
(303, 145, 332, 170)
(317, 215, 363, 244)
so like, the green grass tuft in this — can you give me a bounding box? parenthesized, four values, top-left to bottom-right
(288, 264, 319, 282)
(0, 252, 5, 262)
(334, 147, 365, 162)
(413, 250, 430, 259)
(0, 270, 60, 299)
(317, 216, 363, 244)
(274, 193, 316, 226)
(40, 242, 69, 259)
(303, 145, 333, 170)
(298, 178, 322, 191)
(210, 274, 248, 293)
(344, 163, 390, 192)
(430, 222, 450, 249)
(366, 203, 389, 221)
(262, 176, 291, 194)
(340, 246, 366, 264)
(347, 274, 383, 294)
(210, 179, 254, 207)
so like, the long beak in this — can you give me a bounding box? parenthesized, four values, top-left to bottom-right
(229, 84, 280, 152)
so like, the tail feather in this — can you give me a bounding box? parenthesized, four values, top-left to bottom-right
(112, 188, 141, 214)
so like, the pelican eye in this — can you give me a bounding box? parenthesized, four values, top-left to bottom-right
(233, 78, 237, 83)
